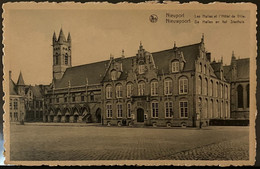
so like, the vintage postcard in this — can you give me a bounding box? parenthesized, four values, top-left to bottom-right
(2, 2, 257, 166)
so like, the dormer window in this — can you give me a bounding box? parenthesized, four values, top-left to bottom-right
(172, 61, 179, 73)
(111, 70, 117, 80)
(138, 64, 145, 74)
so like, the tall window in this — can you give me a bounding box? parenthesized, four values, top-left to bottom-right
(203, 65, 206, 74)
(106, 104, 112, 118)
(198, 76, 202, 94)
(179, 77, 188, 94)
(172, 61, 179, 72)
(204, 99, 208, 118)
(180, 101, 188, 118)
(237, 85, 243, 108)
(138, 81, 145, 96)
(151, 102, 159, 118)
(211, 99, 214, 118)
(246, 84, 249, 108)
(117, 104, 123, 118)
(215, 82, 218, 97)
(81, 95, 85, 101)
(14, 99, 18, 110)
(199, 63, 202, 72)
(164, 79, 172, 95)
(90, 93, 94, 101)
(65, 53, 68, 65)
(220, 84, 223, 98)
(116, 84, 123, 98)
(225, 85, 228, 99)
(126, 83, 132, 98)
(106, 86, 112, 99)
(209, 80, 213, 96)
(151, 81, 158, 96)
(127, 103, 131, 118)
(204, 78, 208, 95)
(55, 55, 58, 65)
(10, 99, 12, 110)
(138, 65, 145, 74)
(165, 101, 173, 118)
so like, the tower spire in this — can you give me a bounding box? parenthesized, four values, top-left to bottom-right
(201, 33, 204, 43)
(53, 31, 57, 42)
(17, 71, 25, 86)
(67, 32, 71, 42)
(58, 28, 66, 42)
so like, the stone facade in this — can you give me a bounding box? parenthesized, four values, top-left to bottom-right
(223, 52, 249, 119)
(9, 71, 46, 122)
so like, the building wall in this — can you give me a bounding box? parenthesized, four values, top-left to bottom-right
(44, 85, 103, 123)
(10, 95, 25, 122)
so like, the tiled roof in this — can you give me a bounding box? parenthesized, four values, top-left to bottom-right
(55, 60, 110, 88)
(152, 43, 201, 75)
(31, 85, 44, 98)
(17, 72, 25, 86)
(55, 42, 203, 88)
(223, 65, 232, 82)
(210, 62, 222, 79)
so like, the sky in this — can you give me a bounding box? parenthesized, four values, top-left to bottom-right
(4, 4, 252, 85)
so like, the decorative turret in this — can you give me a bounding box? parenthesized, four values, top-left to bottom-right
(231, 51, 237, 81)
(201, 33, 204, 43)
(17, 71, 26, 95)
(67, 32, 71, 43)
(58, 28, 66, 43)
(53, 32, 57, 43)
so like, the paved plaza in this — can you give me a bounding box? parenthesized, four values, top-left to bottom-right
(10, 123, 249, 161)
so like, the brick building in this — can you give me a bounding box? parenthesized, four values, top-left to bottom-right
(44, 29, 232, 127)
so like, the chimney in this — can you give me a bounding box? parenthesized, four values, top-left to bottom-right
(9, 71, 12, 80)
(206, 52, 211, 62)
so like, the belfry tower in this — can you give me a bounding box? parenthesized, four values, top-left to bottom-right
(52, 28, 72, 80)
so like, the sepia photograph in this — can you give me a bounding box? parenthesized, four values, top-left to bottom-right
(3, 2, 257, 166)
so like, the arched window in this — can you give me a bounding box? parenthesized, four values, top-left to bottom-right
(116, 84, 123, 98)
(237, 85, 243, 108)
(117, 104, 123, 118)
(199, 63, 202, 72)
(209, 80, 213, 96)
(210, 99, 214, 118)
(106, 85, 112, 99)
(246, 84, 249, 108)
(164, 79, 172, 95)
(225, 101, 229, 118)
(127, 102, 131, 118)
(204, 78, 208, 95)
(65, 53, 68, 65)
(55, 54, 58, 65)
(220, 84, 223, 98)
(172, 61, 179, 73)
(216, 100, 219, 118)
(151, 101, 159, 118)
(179, 77, 188, 94)
(198, 76, 202, 95)
(180, 100, 188, 118)
(203, 65, 207, 74)
(205, 99, 208, 118)
(138, 81, 145, 96)
(126, 83, 133, 98)
(151, 80, 158, 96)
(215, 82, 219, 97)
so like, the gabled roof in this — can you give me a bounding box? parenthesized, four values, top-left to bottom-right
(55, 60, 110, 88)
(152, 43, 201, 75)
(17, 72, 25, 86)
(210, 62, 222, 79)
(55, 42, 202, 88)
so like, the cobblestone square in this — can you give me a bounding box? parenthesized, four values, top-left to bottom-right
(10, 123, 249, 161)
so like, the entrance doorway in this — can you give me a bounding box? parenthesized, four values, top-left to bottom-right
(96, 108, 101, 123)
(65, 115, 70, 123)
(137, 108, 144, 122)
